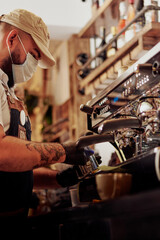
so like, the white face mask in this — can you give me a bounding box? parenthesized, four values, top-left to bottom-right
(7, 35, 38, 84)
(12, 52, 38, 84)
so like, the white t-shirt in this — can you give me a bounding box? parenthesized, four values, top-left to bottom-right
(0, 69, 16, 132)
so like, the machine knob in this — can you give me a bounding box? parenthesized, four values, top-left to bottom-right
(134, 63, 153, 73)
(80, 104, 94, 114)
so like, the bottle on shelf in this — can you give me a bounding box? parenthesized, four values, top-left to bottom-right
(76, 53, 89, 66)
(158, 0, 160, 22)
(117, 1, 127, 49)
(144, 0, 152, 23)
(151, 0, 158, 22)
(144, 0, 158, 23)
(96, 26, 107, 66)
(125, 0, 136, 43)
(92, 0, 99, 15)
(90, 37, 97, 69)
(107, 26, 117, 58)
(136, 0, 145, 33)
(99, 0, 105, 7)
(77, 68, 91, 81)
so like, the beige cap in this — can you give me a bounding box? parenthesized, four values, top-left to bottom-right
(1, 9, 56, 69)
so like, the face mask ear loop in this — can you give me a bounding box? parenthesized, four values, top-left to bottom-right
(17, 35, 27, 55)
(6, 33, 13, 64)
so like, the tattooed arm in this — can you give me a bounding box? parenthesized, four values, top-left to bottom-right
(26, 142, 65, 168)
(0, 125, 66, 172)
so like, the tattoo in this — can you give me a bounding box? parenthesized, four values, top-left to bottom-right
(26, 142, 65, 165)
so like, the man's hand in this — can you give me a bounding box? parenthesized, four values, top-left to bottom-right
(62, 141, 94, 165)
(56, 166, 79, 187)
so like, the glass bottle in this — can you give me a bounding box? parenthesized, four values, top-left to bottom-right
(96, 26, 107, 65)
(158, 0, 160, 22)
(92, 0, 99, 15)
(117, 1, 127, 49)
(99, 0, 105, 7)
(136, 0, 145, 33)
(125, 0, 136, 43)
(144, 0, 158, 23)
(107, 26, 117, 57)
(151, 0, 158, 22)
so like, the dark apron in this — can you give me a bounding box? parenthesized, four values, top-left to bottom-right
(0, 85, 33, 216)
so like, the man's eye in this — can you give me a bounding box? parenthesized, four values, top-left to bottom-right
(31, 53, 37, 60)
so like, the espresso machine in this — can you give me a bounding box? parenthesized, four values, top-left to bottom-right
(78, 42, 160, 197)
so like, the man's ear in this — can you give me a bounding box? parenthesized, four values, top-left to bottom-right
(6, 29, 18, 48)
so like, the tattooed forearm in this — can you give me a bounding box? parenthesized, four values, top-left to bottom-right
(26, 142, 65, 166)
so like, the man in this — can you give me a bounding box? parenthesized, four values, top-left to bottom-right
(0, 9, 91, 222)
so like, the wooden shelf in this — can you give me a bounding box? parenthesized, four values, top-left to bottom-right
(43, 118, 69, 142)
(78, 0, 118, 38)
(78, 22, 160, 94)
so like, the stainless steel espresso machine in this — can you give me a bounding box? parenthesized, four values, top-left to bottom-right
(78, 42, 160, 198)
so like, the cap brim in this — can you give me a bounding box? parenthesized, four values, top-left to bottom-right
(32, 36, 56, 69)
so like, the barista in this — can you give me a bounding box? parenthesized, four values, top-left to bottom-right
(0, 9, 92, 222)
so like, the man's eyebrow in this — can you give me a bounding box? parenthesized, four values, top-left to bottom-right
(34, 48, 41, 58)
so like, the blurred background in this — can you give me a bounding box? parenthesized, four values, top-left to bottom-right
(0, 0, 92, 40)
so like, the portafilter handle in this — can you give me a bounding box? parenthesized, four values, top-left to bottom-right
(98, 117, 141, 134)
(76, 134, 114, 149)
